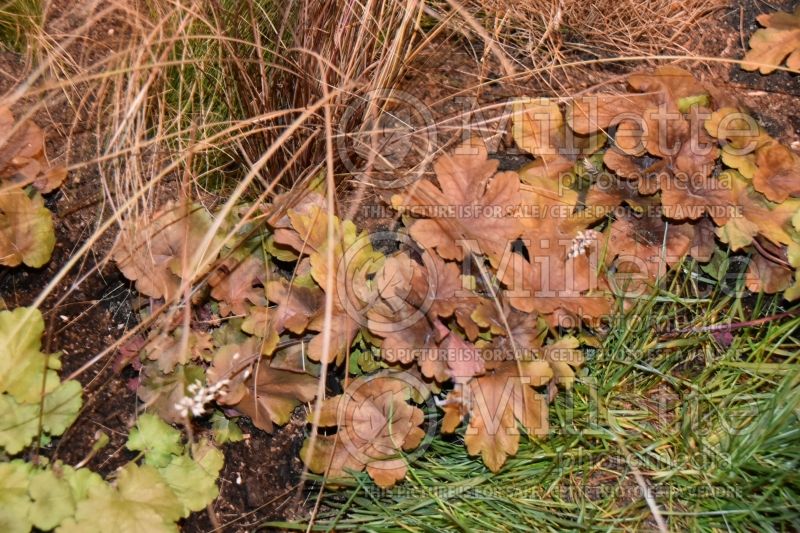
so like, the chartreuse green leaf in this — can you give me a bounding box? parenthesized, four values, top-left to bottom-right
(42, 380, 83, 435)
(0, 443, 223, 533)
(115, 463, 183, 522)
(677, 93, 710, 112)
(210, 410, 243, 444)
(58, 481, 177, 533)
(158, 439, 224, 515)
(28, 468, 75, 530)
(0, 306, 82, 455)
(0, 460, 33, 533)
(0, 307, 60, 403)
(56, 462, 189, 533)
(0, 305, 224, 531)
(0, 380, 83, 455)
(61, 466, 105, 503)
(125, 413, 183, 467)
(0, 395, 39, 454)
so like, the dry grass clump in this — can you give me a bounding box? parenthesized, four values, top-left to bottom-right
(441, 0, 723, 72)
(98, 0, 426, 218)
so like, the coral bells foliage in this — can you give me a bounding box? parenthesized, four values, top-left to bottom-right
(115, 66, 800, 488)
(0, 107, 66, 268)
(742, 5, 800, 75)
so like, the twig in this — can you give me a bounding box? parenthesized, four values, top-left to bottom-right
(752, 237, 791, 269)
(616, 436, 669, 533)
(659, 308, 800, 339)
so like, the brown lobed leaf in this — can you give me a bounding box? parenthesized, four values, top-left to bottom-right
(234, 364, 317, 433)
(746, 246, 794, 294)
(211, 336, 318, 432)
(512, 98, 603, 182)
(207, 337, 260, 405)
(209, 254, 270, 317)
(704, 107, 772, 181)
(448, 361, 552, 472)
(498, 171, 613, 327)
(0, 107, 67, 193)
(742, 6, 800, 74)
(135, 363, 206, 424)
(366, 251, 485, 381)
(366, 253, 439, 365)
(271, 205, 383, 364)
(752, 143, 800, 203)
(142, 326, 214, 374)
(0, 188, 55, 268)
(265, 277, 323, 334)
(715, 171, 800, 252)
(391, 137, 524, 268)
(606, 205, 695, 285)
(114, 203, 222, 301)
(301, 372, 426, 488)
(472, 299, 547, 371)
(570, 67, 722, 222)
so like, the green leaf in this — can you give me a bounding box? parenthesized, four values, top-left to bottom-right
(784, 274, 800, 301)
(349, 346, 381, 375)
(158, 440, 223, 515)
(42, 380, 83, 436)
(0, 381, 82, 455)
(210, 411, 243, 444)
(61, 466, 105, 503)
(211, 317, 248, 347)
(700, 249, 730, 281)
(63, 482, 177, 533)
(126, 413, 184, 468)
(28, 468, 76, 530)
(0, 460, 33, 533)
(0, 308, 82, 455)
(793, 208, 800, 232)
(0, 394, 39, 454)
(0, 307, 60, 403)
(677, 93, 710, 113)
(116, 463, 183, 522)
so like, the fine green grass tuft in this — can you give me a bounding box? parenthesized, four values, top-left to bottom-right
(289, 260, 800, 531)
(0, 0, 41, 51)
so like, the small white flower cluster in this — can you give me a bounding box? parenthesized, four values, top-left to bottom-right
(567, 229, 600, 260)
(174, 379, 230, 418)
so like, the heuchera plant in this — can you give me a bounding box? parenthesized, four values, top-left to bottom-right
(0, 308, 223, 533)
(114, 66, 800, 489)
(0, 107, 66, 268)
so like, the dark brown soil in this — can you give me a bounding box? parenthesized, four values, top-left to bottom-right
(697, 0, 800, 144)
(183, 415, 309, 532)
(726, 0, 800, 97)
